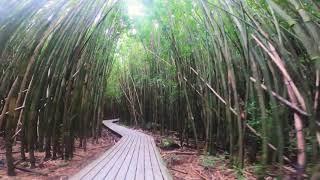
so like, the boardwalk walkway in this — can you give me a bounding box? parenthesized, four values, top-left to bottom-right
(71, 119, 172, 180)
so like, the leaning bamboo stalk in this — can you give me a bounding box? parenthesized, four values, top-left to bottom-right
(183, 72, 292, 163)
(14, 76, 33, 144)
(252, 35, 306, 111)
(186, 64, 300, 158)
(0, 77, 19, 128)
(129, 74, 143, 120)
(184, 74, 294, 163)
(190, 67, 227, 105)
(253, 34, 307, 176)
(4, 107, 25, 115)
(15, 5, 69, 117)
(249, 77, 309, 116)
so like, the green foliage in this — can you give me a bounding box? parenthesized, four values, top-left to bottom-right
(199, 155, 216, 168)
(247, 100, 261, 130)
(160, 138, 178, 149)
(106, 65, 121, 100)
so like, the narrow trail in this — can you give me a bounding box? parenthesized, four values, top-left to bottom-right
(71, 119, 172, 180)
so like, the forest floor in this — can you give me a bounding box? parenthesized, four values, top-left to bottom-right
(0, 123, 300, 180)
(0, 128, 119, 180)
(139, 129, 258, 180)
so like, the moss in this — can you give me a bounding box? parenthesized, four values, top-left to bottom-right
(160, 138, 180, 150)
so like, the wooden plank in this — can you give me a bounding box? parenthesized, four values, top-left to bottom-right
(107, 134, 140, 179)
(93, 135, 136, 179)
(70, 137, 128, 180)
(79, 136, 131, 179)
(144, 135, 154, 180)
(104, 121, 132, 136)
(150, 137, 172, 180)
(135, 135, 145, 180)
(147, 136, 164, 180)
(117, 135, 142, 179)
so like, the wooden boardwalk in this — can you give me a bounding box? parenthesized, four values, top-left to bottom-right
(71, 119, 172, 180)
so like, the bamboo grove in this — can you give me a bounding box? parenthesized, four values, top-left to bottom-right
(0, 0, 319, 178)
(0, 0, 122, 176)
(111, 0, 320, 178)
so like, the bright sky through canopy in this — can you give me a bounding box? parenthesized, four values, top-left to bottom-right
(126, 0, 145, 18)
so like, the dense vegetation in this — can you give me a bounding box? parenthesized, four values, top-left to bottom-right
(111, 0, 320, 178)
(0, 0, 122, 175)
(0, 0, 319, 178)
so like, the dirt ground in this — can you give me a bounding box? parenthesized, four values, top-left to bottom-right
(159, 149, 257, 180)
(139, 129, 257, 180)
(0, 128, 119, 180)
(143, 131, 310, 180)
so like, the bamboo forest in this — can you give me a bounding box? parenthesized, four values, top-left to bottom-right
(0, 0, 319, 179)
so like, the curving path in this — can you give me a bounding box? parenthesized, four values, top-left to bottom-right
(71, 119, 172, 180)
